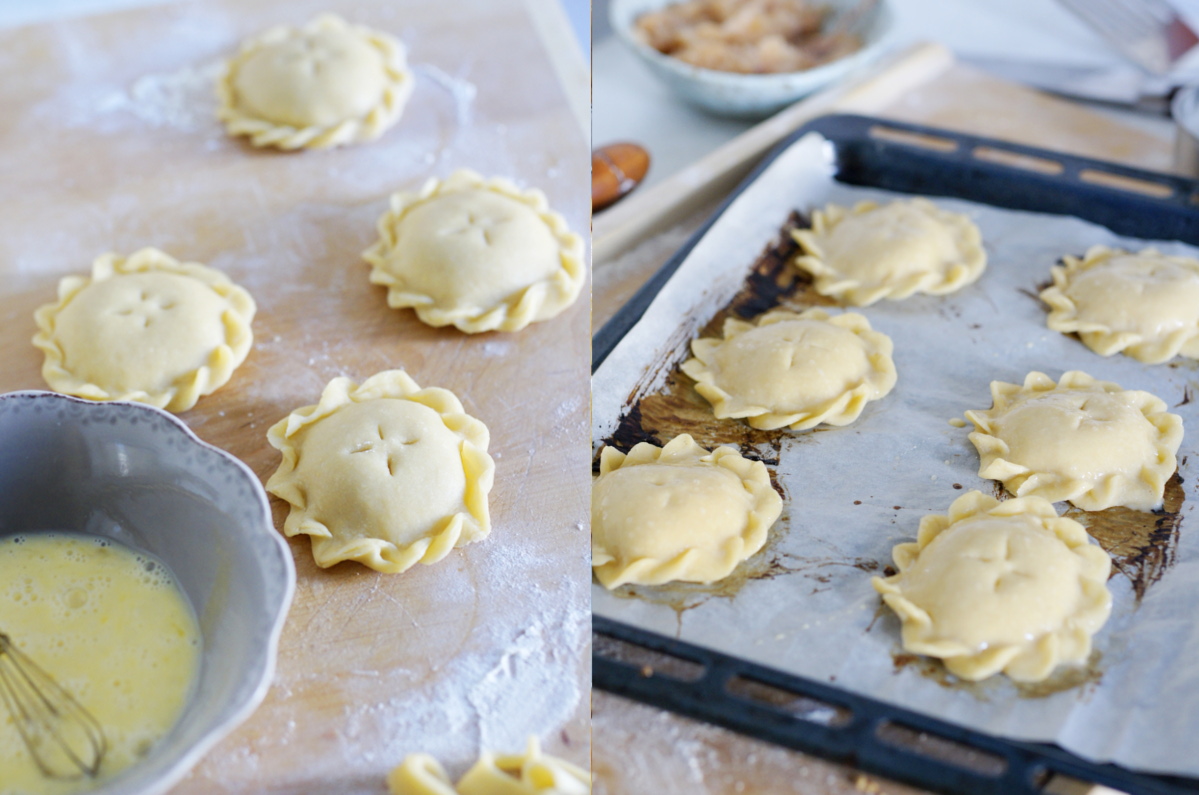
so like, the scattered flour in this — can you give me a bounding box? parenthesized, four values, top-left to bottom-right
(414, 62, 477, 130)
(94, 60, 224, 132)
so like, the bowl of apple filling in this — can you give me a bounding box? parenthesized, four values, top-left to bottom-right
(611, 0, 894, 117)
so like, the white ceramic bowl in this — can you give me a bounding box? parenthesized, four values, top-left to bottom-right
(610, 0, 895, 118)
(0, 390, 295, 795)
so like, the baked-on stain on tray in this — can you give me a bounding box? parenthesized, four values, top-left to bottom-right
(889, 649, 1105, 701)
(597, 210, 827, 609)
(1067, 472, 1186, 602)
(601, 210, 827, 462)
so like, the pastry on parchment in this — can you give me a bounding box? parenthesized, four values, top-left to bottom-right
(363, 169, 586, 333)
(791, 198, 986, 306)
(681, 307, 896, 431)
(387, 737, 590, 795)
(591, 434, 781, 589)
(32, 247, 255, 412)
(872, 490, 1112, 683)
(965, 370, 1182, 511)
(217, 13, 414, 150)
(1040, 245, 1199, 364)
(266, 370, 494, 573)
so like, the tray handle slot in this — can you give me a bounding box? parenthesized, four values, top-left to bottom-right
(1078, 168, 1176, 199)
(972, 146, 1064, 175)
(867, 124, 959, 152)
(724, 674, 853, 728)
(594, 630, 706, 683)
(873, 719, 1009, 779)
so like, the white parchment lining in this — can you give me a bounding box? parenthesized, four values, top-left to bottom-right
(592, 133, 1199, 777)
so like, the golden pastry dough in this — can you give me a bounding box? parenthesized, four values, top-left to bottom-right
(791, 198, 986, 306)
(872, 490, 1112, 682)
(591, 434, 782, 589)
(388, 738, 590, 795)
(217, 14, 414, 150)
(680, 307, 896, 430)
(265, 370, 494, 573)
(363, 170, 586, 333)
(1040, 245, 1199, 364)
(965, 370, 1182, 511)
(32, 248, 255, 412)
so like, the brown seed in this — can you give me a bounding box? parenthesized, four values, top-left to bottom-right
(592, 142, 650, 211)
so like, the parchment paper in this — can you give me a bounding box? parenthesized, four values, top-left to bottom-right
(592, 133, 1199, 777)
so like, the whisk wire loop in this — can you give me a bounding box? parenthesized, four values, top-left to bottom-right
(0, 632, 107, 780)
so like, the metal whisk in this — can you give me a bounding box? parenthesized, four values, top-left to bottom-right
(0, 632, 107, 779)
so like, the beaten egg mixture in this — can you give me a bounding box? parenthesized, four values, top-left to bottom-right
(0, 533, 200, 795)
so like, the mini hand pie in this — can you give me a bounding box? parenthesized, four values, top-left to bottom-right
(364, 170, 586, 333)
(681, 308, 896, 430)
(1040, 245, 1199, 364)
(266, 370, 494, 573)
(388, 737, 590, 795)
(32, 248, 255, 412)
(217, 14, 414, 150)
(791, 198, 986, 306)
(965, 370, 1182, 511)
(591, 434, 781, 589)
(872, 490, 1112, 682)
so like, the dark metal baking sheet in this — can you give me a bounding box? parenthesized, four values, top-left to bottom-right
(592, 113, 1199, 795)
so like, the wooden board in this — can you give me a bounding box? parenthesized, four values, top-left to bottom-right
(0, 0, 590, 791)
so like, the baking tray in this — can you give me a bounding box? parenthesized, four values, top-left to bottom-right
(592, 114, 1199, 795)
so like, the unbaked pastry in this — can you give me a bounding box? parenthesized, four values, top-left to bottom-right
(965, 370, 1182, 511)
(1040, 245, 1199, 364)
(266, 370, 494, 573)
(680, 307, 897, 430)
(791, 198, 986, 306)
(872, 490, 1112, 682)
(591, 434, 782, 589)
(364, 171, 589, 333)
(364, 170, 586, 333)
(217, 14, 414, 150)
(388, 737, 590, 795)
(32, 248, 255, 412)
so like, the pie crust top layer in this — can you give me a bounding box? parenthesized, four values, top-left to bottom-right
(388, 737, 590, 795)
(363, 170, 586, 333)
(1040, 245, 1199, 364)
(791, 198, 986, 306)
(872, 490, 1112, 683)
(266, 370, 494, 573)
(217, 14, 414, 150)
(965, 370, 1182, 511)
(32, 248, 255, 412)
(591, 434, 782, 589)
(681, 307, 897, 430)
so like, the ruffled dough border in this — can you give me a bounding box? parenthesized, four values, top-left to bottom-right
(592, 434, 782, 589)
(265, 369, 495, 573)
(363, 169, 586, 333)
(872, 490, 1112, 682)
(681, 308, 896, 430)
(32, 247, 255, 413)
(791, 198, 986, 306)
(388, 737, 591, 795)
(965, 370, 1182, 511)
(1040, 245, 1199, 364)
(216, 14, 415, 150)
